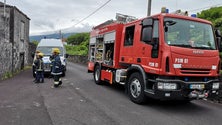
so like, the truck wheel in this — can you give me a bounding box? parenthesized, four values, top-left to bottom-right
(128, 72, 146, 104)
(94, 65, 103, 85)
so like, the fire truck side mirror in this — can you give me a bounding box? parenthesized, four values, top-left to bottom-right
(215, 29, 221, 37)
(142, 27, 152, 43)
(216, 37, 222, 52)
(141, 18, 153, 43)
(215, 29, 222, 51)
(141, 18, 153, 27)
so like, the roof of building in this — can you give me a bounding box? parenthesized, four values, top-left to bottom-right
(0, 1, 30, 20)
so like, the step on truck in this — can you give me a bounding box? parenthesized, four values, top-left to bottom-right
(88, 10, 222, 104)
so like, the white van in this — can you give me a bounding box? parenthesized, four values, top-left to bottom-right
(32, 38, 68, 77)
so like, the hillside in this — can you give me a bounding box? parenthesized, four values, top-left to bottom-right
(29, 32, 76, 42)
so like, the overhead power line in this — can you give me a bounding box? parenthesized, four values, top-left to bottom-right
(188, 3, 222, 12)
(71, 0, 111, 27)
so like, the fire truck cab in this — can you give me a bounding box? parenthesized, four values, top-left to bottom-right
(88, 12, 222, 104)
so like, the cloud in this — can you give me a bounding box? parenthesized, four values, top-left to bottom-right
(64, 23, 93, 33)
(5, 0, 222, 35)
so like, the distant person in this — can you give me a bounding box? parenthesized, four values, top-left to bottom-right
(34, 52, 44, 83)
(33, 50, 41, 82)
(51, 48, 62, 88)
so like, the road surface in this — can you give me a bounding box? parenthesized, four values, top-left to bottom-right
(0, 62, 222, 125)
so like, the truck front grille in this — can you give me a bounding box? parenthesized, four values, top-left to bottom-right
(180, 68, 210, 74)
(44, 63, 51, 72)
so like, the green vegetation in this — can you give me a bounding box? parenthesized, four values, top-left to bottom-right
(1, 71, 13, 80)
(198, 7, 222, 73)
(1, 66, 32, 80)
(197, 6, 222, 32)
(65, 32, 89, 56)
(66, 32, 89, 45)
(32, 40, 39, 46)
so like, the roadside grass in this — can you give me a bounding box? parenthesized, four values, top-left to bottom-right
(1, 65, 32, 80)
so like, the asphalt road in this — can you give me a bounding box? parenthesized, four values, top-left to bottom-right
(0, 62, 222, 125)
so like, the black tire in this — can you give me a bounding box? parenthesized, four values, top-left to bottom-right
(93, 65, 103, 85)
(127, 72, 146, 104)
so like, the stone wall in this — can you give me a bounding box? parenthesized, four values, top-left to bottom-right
(0, 3, 30, 79)
(0, 4, 12, 78)
(67, 55, 88, 65)
(0, 42, 13, 78)
(12, 7, 30, 70)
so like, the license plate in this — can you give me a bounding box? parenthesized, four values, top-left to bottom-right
(189, 84, 205, 89)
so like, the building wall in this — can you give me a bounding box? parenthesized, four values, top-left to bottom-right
(0, 3, 30, 79)
(12, 7, 30, 71)
(0, 5, 12, 78)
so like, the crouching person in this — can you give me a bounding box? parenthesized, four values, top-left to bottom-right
(34, 52, 44, 83)
(51, 48, 62, 88)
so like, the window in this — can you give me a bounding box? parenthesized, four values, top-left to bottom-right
(164, 18, 216, 50)
(20, 21, 25, 40)
(124, 25, 135, 46)
(153, 20, 159, 38)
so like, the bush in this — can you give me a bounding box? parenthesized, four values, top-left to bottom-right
(65, 42, 88, 56)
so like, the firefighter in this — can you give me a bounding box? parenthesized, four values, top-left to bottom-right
(33, 50, 41, 82)
(51, 48, 62, 88)
(34, 52, 44, 83)
(49, 52, 55, 78)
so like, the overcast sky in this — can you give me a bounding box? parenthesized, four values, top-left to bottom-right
(3, 0, 222, 35)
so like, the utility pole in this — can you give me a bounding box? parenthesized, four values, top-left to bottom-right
(59, 30, 62, 39)
(4, 0, 6, 17)
(147, 0, 152, 16)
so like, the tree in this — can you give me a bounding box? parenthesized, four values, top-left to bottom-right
(65, 32, 90, 55)
(197, 6, 222, 32)
(67, 32, 90, 45)
(31, 40, 39, 46)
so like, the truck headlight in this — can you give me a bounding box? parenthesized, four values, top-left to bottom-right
(212, 83, 220, 89)
(157, 82, 177, 90)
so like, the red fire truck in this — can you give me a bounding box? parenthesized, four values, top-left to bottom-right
(88, 11, 221, 104)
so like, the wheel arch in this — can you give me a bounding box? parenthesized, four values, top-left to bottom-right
(126, 64, 147, 92)
(94, 62, 102, 72)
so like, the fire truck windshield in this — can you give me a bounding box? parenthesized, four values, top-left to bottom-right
(164, 17, 216, 50)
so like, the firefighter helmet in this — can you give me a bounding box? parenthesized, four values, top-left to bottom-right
(35, 50, 41, 53)
(52, 48, 60, 54)
(37, 52, 44, 57)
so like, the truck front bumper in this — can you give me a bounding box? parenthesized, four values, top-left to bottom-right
(145, 77, 220, 100)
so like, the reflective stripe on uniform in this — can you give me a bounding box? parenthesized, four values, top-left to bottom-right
(51, 72, 62, 75)
(36, 69, 43, 71)
(54, 81, 59, 85)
